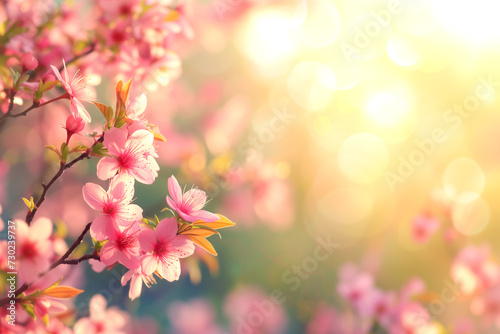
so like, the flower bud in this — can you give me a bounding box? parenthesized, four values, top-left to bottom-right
(21, 52, 38, 71)
(65, 115, 85, 143)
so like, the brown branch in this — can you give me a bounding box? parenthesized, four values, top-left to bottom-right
(58, 44, 96, 72)
(25, 135, 104, 225)
(0, 222, 99, 307)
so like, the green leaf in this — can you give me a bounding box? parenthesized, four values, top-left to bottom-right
(21, 303, 36, 320)
(22, 197, 36, 211)
(90, 142, 108, 157)
(70, 144, 88, 153)
(41, 80, 58, 92)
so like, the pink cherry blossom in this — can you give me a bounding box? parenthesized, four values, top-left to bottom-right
(82, 174, 142, 240)
(224, 286, 289, 334)
(97, 126, 158, 184)
(15, 217, 54, 283)
(50, 60, 96, 123)
(167, 299, 223, 334)
(166, 175, 218, 223)
(411, 214, 440, 243)
(337, 263, 375, 316)
(100, 223, 141, 269)
(451, 244, 500, 295)
(139, 217, 194, 281)
(73, 294, 129, 334)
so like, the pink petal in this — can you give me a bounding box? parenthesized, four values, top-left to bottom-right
(82, 183, 107, 210)
(166, 195, 179, 211)
(100, 242, 119, 266)
(114, 204, 143, 225)
(30, 217, 53, 241)
(127, 129, 154, 153)
(129, 272, 143, 300)
(117, 251, 140, 270)
(156, 218, 178, 241)
(89, 294, 107, 320)
(141, 254, 158, 276)
(103, 127, 128, 155)
(73, 318, 94, 334)
(50, 65, 65, 85)
(191, 210, 219, 223)
(138, 229, 156, 253)
(168, 175, 183, 204)
(157, 257, 180, 282)
(178, 210, 198, 223)
(168, 235, 195, 259)
(110, 174, 135, 203)
(129, 164, 156, 185)
(121, 269, 134, 286)
(90, 215, 117, 240)
(96, 157, 120, 181)
(71, 98, 91, 123)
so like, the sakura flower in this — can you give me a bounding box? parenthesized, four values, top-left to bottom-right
(167, 299, 224, 334)
(100, 224, 141, 269)
(411, 214, 440, 243)
(139, 217, 194, 281)
(97, 127, 158, 184)
(73, 294, 129, 334)
(451, 244, 500, 295)
(167, 175, 218, 223)
(50, 60, 96, 123)
(82, 174, 142, 240)
(16, 217, 54, 283)
(337, 263, 375, 316)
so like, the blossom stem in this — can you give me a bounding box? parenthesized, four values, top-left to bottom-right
(58, 43, 96, 72)
(25, 135, 104, 225)
(0, 222, 99, 307)
(0, 93, 69, 124)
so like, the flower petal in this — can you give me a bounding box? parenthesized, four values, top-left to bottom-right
(156, 218, 178, 241)
(138, 229, 156, 253)
(96, 157, 120, 181)
(82, 183, 107, 210)
(191, 210, 219, 223)
(141, 254, 158, 276)
(168, 175, 183, 204)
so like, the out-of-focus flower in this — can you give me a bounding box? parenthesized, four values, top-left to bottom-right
(167, 299, 223, 334)
(224, 286, 288, 334)
(21, 52, 38, 70)
(337, 263, 375, 316)
(451, 244, 500, 295)
(73, 294, 129, 334)
(97, 127, 158, 184)
(411, 214, 440, 243)
(167, 175, 218, 223)
(50, 60, 96, 122)
(139, 217, 194, 281)
(82, 174, 142, 240)
(15, 217, 54, 282)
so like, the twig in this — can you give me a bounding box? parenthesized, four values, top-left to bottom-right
(0, 222, 99, 307)
(25, 135, 104, 225)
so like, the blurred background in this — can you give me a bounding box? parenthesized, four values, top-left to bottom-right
(3, 0, 500, 332)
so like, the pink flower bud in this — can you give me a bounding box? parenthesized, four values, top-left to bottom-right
(65, 115, 86, 134)
(21, 52, 38, 71)
(64, 115, 85, 143)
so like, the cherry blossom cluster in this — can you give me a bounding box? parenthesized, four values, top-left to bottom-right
(0, 0, 190, 115)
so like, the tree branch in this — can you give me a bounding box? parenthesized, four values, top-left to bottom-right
(0, 222, 99, 307)
(25, 135, 104, 225)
